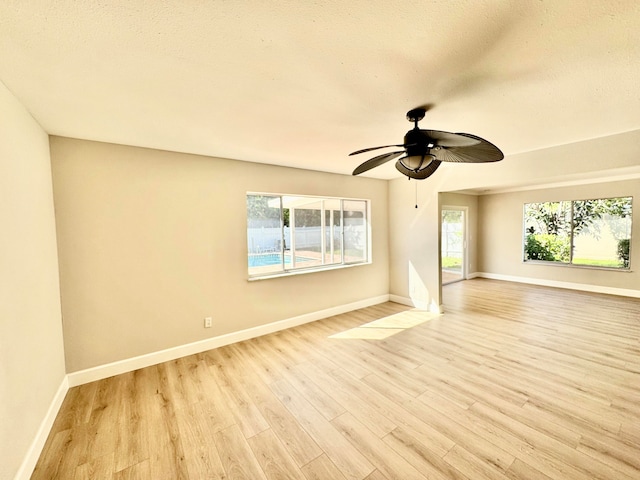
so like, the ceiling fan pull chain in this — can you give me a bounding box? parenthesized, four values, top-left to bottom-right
(415, 180, 418, 209)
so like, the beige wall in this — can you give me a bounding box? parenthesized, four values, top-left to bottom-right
(478, 179, 640, 290)
(0, 82, 66, 479)
(387, 179, 441, 311)
(388, 187, 478, 311)
(389, 129, 640, 309)
(50, 137, 390, 372)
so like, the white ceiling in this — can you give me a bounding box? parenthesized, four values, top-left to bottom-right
(2, 1, 640, 180)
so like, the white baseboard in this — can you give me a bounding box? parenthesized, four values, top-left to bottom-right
(388, 294, 443, 314)
(389, 294, 414, 307)
(14, 376, 69, 480)
(67, 294, 390, 387)
(475, 272, 640, 298)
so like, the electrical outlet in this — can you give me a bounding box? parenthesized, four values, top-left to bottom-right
(204, 317, 212, 328)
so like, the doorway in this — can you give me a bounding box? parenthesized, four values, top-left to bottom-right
(441, 207, 466, 284)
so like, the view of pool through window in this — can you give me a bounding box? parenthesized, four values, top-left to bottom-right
(247, 193, 369, 278)
(247, 253, 314, 268)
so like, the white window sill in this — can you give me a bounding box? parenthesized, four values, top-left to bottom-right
(248, 261, 371, 281)
(523, 260, 632, 272)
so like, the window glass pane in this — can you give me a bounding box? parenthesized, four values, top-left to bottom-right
(441, 209, 464, 282)
(572, 197, 632, 269)
(247, 195, 284, 276)
(324, 208, 342, 266)
(323, 199, 342, 265)
(523, 201, 571, 263)
(343, 200, 368, 263)
(288, 196, 323, 269)
(523, 196, 632, 269)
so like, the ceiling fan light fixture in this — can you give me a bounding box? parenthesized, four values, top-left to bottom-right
(401, 154, 436, 171)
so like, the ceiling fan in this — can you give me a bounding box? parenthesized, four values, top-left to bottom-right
(350, 107, 504, 180)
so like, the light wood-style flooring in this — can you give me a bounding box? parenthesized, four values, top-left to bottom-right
(32, 279, 640, 479)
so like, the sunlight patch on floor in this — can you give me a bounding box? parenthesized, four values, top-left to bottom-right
(329, 310, 440, 340)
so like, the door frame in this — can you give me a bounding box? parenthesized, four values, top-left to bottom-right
(441, 205, 468, 284)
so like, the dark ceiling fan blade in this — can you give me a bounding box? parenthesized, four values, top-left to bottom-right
(352, 151, 405, 175)
(423, 130, 481, 147)
(395, 157, 442, 180)
(349, 144, 405, 156)
(432, 133, 504, 163)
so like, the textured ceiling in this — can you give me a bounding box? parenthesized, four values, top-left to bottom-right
(1, 1, 640, 179)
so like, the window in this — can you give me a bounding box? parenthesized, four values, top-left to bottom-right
(247, 193, 369, 278)
(523, 196, 632, 269)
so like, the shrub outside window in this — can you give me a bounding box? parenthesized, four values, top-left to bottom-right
(523, 197, 632, 269)
(247, 193, 369, 278)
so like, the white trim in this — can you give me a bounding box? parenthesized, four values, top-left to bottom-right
(67, 294, 390, 387)
(14, 376, 69, 480)
(475, 272, 640, 298)
(441, 205, 469, 281)
(389, 294, 416, 307)
(248, 261, 370, 281)
(389, 294, 444, 313)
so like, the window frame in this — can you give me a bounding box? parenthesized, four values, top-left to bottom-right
(522, 196, 632, 270)
(246, 192, 371, 280)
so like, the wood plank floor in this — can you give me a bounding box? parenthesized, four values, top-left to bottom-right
(32, 279, 640, 479)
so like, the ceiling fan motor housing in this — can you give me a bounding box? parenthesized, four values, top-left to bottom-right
(404, 128, 435, 165)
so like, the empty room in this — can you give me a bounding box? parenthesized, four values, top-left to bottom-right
(2, 1, 639, 479)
